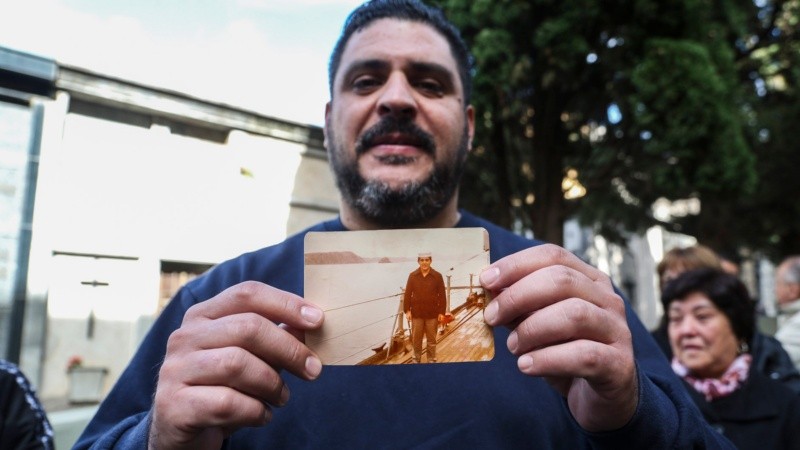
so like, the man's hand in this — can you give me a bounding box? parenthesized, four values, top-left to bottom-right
(480, 244, 638, 432)
(148, 281, 324, 450)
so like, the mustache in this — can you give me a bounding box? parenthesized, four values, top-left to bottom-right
(355, 117, 436, 157)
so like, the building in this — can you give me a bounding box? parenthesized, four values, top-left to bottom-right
(0, 46, 338, 406)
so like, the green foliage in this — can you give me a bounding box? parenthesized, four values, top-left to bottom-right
(431, 0, 799, 257)
(627, 39, 755, 196)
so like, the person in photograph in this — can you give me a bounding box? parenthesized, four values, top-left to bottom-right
(76, 1, 737, 448)
(403, 252, 446, 362)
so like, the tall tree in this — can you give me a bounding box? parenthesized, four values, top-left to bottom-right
(685, 0, 800, 261)
(433, 0, 762, 247)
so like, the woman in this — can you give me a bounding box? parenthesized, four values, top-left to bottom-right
(651, 245, 723, 351)
(663, 268, 800, 449)
(653, 246, 800, 393)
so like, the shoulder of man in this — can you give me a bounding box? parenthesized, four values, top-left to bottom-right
(457, 210, 544, 261)
(778, 303, 800, 331)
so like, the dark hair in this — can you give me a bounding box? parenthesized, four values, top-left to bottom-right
(661, 268, 755, 346)
(328, 0, 473, 104)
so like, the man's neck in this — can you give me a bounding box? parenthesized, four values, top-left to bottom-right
(780, 298, 800, 314)
(338, 197, 461, 230)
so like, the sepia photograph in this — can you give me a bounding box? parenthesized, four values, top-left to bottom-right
(305, 228, 493, 365)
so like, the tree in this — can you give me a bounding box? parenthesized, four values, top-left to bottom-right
(691, 0, 800, 261)
(433, 0, 771, 249)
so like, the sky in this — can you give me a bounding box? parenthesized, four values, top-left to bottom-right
(0, 0, 364, 126)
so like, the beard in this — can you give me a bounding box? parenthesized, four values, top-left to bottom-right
(328, 116, 469, 228)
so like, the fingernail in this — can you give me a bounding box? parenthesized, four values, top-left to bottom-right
(305, 355, 322, 379)
(264, 407, 273, 423)
(480, 267, 499, 286)
(484, 301, 498, 325)
(518, 355, 533, 372)
(507, 331, 518, 353)
(301, 306, 323, 324)
(278, 384, 290, 406)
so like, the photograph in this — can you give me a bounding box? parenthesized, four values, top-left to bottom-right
(304, 228, 493, 365)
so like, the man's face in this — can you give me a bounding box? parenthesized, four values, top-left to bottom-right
(324, 19, 475, 227)
(775, 264, 800, 306)
(418, 256, 432, 271)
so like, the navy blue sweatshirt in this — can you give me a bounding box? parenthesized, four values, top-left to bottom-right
(75, 211, 734, 449)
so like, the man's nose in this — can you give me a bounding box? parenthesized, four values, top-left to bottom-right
(377, 74, 417, 120)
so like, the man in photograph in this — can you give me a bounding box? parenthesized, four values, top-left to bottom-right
(404, 252, 446, 363)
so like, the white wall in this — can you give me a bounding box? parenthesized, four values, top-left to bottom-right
(30, 106, 337, 400)
(40, 115, 307, 261)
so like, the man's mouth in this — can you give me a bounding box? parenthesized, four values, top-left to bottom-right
(355, 117, 436, 159)
(371, 131, 425, 147)
(367, 133, 425, 152)
(365, 133, 426, 165)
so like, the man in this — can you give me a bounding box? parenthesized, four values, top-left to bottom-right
(75, 1, 734, 448)
(403, 252, 446, 363)
(775, 256, 800, 369)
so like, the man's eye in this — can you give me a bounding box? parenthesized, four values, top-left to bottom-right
(352, 77, 381, 92)
(416, 80, 444, 95)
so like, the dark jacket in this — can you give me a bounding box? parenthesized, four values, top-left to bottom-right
(683, 368, 800, 450)
(0, 360, 53, 450)
(403, 267, 446, 319)
(751, 332, 800, 393)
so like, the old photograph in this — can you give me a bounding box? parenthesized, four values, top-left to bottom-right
(305, 228, 493, 365)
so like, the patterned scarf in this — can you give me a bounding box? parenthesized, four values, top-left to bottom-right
(671, 354, 752, 401)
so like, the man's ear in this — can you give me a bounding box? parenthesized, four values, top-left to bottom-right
(323, 102, 332, 150)
(465, 105, 475, 152)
